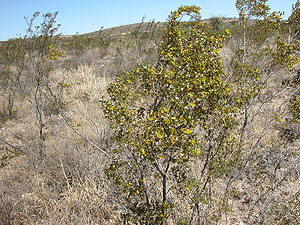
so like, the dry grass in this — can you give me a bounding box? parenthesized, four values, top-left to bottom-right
(0, 26, 160, 224)
(0, 21, 300, 224)
(0, 62, 114, 224)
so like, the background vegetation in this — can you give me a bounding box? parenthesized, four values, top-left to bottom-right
(0, 0, 300, 224)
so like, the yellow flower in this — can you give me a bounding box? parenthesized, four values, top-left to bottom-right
(163, 118, 170, 125)
(156, 132, 162, 139)
(117, 178, 123, 183)
(150, 68, 155, 73)
(204, 123, 208, 129)
(126, 181, 132, 188)
(194, 148, 200, 154)
(189, 102, 196, 107)
(184, 129, 192, 134)
(170, 136, 176, 144)
(140, 148, 146, 156)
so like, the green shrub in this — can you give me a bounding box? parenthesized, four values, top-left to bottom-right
(102, 1, 300, 224)
(102, 5, 236, 224)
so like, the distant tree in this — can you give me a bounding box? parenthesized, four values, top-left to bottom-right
(0, 12, 64, 161)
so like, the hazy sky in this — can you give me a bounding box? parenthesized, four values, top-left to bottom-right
(0, 0, 297, 41)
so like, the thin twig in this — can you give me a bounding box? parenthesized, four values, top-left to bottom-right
(0, 136, 28, 156)
(60, 112, 110, 158)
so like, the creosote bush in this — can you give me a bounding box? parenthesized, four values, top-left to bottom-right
(102, 1, 300, 224)
(102, 5, 238, 224)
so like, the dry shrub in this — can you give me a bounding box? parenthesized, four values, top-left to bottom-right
(0, 119, 115, 224)
(0, 61, 118, 224)
(21, 145, 114, 224)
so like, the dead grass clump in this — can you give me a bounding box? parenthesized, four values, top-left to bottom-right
(0, 139, 116, 224)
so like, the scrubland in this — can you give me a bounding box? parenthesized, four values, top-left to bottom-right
(0, 19, 161, 224)
(1, 2, 300, 224)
